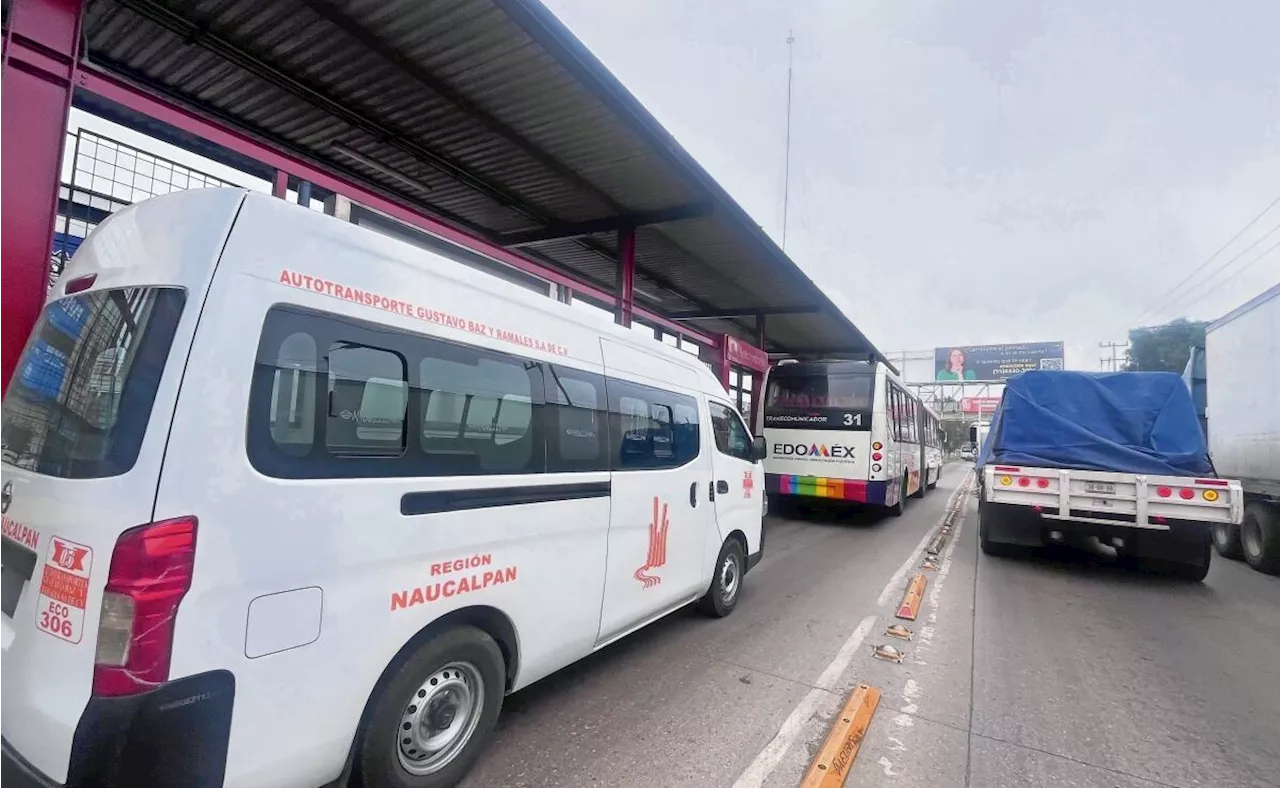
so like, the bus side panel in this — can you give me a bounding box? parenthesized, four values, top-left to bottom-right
(154, 204, 610, 788)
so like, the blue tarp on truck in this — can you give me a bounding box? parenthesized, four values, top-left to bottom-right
(978, 371, 1213, 477)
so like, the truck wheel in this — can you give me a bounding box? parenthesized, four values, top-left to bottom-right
(1242, 502, 1280, 575)
(357, 626, 505, 788)
(1211, 521, 1243, 560)
(978, 500, 1016, 557)
(697, 538, 745, 617)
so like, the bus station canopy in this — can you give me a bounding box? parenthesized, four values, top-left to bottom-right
(77, 0, 887, 361)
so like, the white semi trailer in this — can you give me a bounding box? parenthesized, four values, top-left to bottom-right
(1204, 284, 1280, 573)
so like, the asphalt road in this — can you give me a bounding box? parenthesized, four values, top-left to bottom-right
(460, 464, 1280, 788)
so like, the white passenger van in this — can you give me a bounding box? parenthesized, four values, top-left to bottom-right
(0, 189, 766, 788)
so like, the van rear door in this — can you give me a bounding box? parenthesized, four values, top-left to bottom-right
(1, 189, 243, 784)
(1, 286, 189, 782)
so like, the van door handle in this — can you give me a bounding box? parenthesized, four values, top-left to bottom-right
(689, 482, 698, 508)
(716, 480, 730, 495)
(709, 481, 716, 502)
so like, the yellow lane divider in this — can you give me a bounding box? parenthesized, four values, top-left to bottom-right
(895, 573, 927, 620)
(800, 683, 882, 788)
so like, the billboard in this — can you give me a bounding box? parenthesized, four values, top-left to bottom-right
(934, 342, 1064, 382)
(960, 396, 1002, 414)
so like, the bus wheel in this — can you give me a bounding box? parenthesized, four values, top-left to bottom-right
(889, 475, 907, 517)
(697, 538, 745, 618)
(358, 626, 505, 788)
(911, 471, 926, 499)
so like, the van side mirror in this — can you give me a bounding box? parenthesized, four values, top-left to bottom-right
(751, 436, 768, 462)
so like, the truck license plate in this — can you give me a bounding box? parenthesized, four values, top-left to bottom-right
(1085, 481, 1116, 495)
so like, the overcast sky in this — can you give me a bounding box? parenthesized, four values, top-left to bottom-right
(543, 0, 1280, 368)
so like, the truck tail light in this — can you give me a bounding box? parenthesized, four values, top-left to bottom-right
(1036, 478, 1050, 489)
(1202, 489, 1219, 502)
(1194, 479, 1229, 487)
(1157, 487, 1172, 498)
(93, 517, 198, 697)
(1179, 488, 1195, 500)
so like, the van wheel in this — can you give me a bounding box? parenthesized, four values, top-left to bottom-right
(1242, 502, 1280, 574)
(697, 538, 745, 618)
(357, 626, 505, 788)
(1211, 520, 1243, 560)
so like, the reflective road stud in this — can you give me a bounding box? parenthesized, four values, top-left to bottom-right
(800, 683, 882, 788)
(896, 573, 927, 620)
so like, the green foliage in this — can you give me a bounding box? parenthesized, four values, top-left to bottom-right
(1125, 318, 1208, 373)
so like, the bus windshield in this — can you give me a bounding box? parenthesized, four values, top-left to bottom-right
(765, 373, 874, 411)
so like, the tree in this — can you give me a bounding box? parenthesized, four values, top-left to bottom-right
(1125, 318, 1208, 373)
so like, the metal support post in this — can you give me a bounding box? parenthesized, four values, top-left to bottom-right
(1, 0, 86, 393)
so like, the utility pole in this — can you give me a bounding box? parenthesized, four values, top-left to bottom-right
(781, 29, 795, 250)
(1099, 341, 1126, 372)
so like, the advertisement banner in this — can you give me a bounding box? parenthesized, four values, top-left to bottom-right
(961, 397, 1002, 414)
(934, 342, 1064, 382)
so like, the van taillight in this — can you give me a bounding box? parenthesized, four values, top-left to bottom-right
(92, 517, 198, 697)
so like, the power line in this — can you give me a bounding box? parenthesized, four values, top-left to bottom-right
(1139, 193, 1280, 321)
(1099, 341, 1126, 372)
(1157, 222, 1280, 315)
(1175, 236, 1280, 314)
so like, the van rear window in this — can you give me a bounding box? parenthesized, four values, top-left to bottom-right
(1, 288, 186, 479)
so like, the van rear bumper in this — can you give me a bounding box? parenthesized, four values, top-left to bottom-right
(2, 670, 235, 788)
(2, 738, 59, 788)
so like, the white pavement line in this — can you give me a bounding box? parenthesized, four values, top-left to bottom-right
(733, 476, 974, 788)
(877, 475, 971, 608)
(731, 615, 876, 788)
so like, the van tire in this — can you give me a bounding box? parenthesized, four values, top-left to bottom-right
(1211, 520, 1243, 560)
(1242, 502, 1280, 574)
(356, 626, 505, 788)
(697, 538, 745, 618)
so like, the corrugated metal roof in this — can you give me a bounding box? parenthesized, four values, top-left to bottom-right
(78, 0, 886, 360)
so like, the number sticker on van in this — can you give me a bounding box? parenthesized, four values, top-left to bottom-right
(35, 536, 93, 644)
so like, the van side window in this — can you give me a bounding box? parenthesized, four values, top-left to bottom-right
(327, 343, 408, 456)
(248, 305, 545, 479)
(268, 332, 318, 457)
(419, 351, 540, 475)
(606, 379, 699, 470)
(545, 365, 608, 472)
(709, 401, 753, 461)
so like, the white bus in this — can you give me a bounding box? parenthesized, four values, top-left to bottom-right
(919, 402, 944, 491)
(0, 189, 766, 788)
(758, 360, 925, 516)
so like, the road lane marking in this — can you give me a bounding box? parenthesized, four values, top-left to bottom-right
(733, 473, 975, 788)
(733, 615, 876, 788)
(876, 475, 971, 608)
(799, 683, 881, 788)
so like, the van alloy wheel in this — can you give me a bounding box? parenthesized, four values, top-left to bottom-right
(396, 662, 485, 775)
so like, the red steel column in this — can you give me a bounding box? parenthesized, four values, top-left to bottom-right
(1, 0, 85, 393)
(616, 227, 635, 327)
(272, 170, 290, 199)
(750, 315, 767, 430)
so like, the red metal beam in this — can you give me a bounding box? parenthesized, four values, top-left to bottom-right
(72, 66, 712, 347)
(616, 227, 635, 328)
(1, 0, 85, 393)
